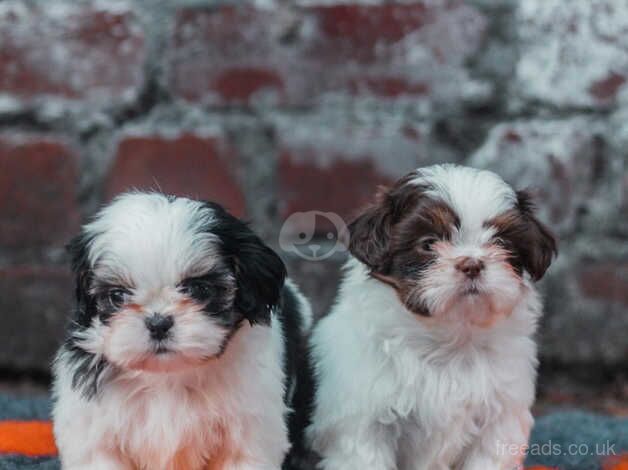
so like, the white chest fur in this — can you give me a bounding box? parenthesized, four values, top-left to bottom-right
(389, 331, 537, 469)
(309, 266, 540, 470)
(54, 322, 290, 470)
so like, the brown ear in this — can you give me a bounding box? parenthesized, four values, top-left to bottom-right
(348, 196, 393, 273)
(516, 191, 558, 281)
(348, 177, 421, 273)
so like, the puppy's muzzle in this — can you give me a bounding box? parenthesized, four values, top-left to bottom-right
(145, 313, 174, 341)
(455, 257, 485, 280)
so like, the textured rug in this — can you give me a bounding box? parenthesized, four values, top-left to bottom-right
(0, 394, 626, 469)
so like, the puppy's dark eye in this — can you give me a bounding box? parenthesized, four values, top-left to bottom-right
(494, 238, 513, 251)
(180, 280, 214, 301)
(106, 288, 129, 309)
(419, 236, 439, 253)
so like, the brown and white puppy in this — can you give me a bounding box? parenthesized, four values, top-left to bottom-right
(307, 164, 556, 470)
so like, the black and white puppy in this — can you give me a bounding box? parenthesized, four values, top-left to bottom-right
(52, 192, 312, 470)
(307, 165, 557, 470)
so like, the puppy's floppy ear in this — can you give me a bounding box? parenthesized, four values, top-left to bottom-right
(348, 194, 393, 273)
(232, 235, 286, 325)
(66, 233, 97, 327)
(515, 191, 558, 281)
(208, 204, 287, 325)
(349, 175, 421, 273)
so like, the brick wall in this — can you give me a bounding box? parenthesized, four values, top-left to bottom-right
(0, 0, 626, 377)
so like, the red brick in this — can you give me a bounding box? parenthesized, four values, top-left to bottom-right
(347, 77, 430, 98)
(0, 266, 71, 371)
(470, 118, 605, 235)
(0, 135, 80, 250)
(167, 6, 283, 106)
(167, 2, 486, 107)
(0, 3, 145, 105)
(578, 262, 628, 306)
(212, 67, 284, 103)
(279, 151, 394, 226)
(105, 133, 246, 217)
(306, 4, 430, 63)
(589, 72, 627, 102)
(277, 123, 430, 230)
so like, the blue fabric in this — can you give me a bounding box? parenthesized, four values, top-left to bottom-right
(526, 410, 628, 469)
(0, 395, 50, 422)
(0, 395, 625, 470)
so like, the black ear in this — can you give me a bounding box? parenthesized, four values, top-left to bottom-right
(349, 177, 422, 274)
(208, 204, 286, 325)
(67, 234, 97, 327)
(516, 191, 558, 281)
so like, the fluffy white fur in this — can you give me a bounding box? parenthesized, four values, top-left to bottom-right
(54, 321, 289, 470)
(307, 165, 547, 470)
(52, 193, 312, 470)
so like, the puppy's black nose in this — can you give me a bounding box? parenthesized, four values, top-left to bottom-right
(455, 257, 485, 279)
(145, 314, 174, 340)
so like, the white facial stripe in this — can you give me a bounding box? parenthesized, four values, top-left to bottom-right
(410, 164, 517, 232)
(450, 224, 498, 248)
(84, 193, 221, 289)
